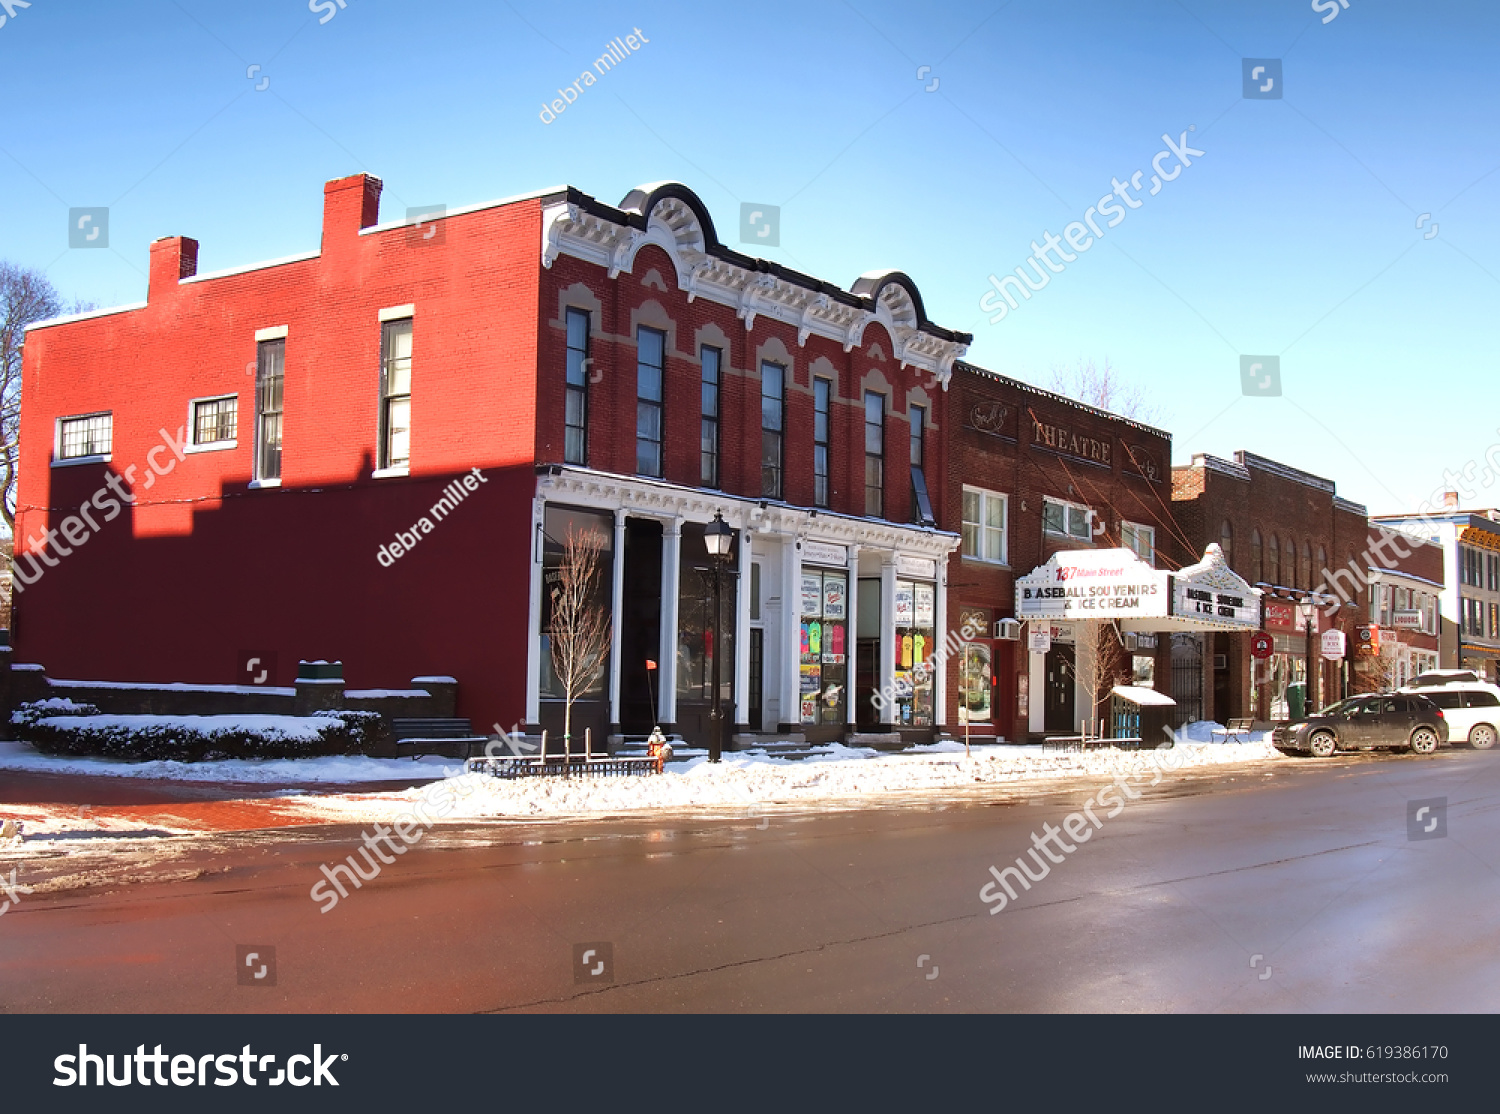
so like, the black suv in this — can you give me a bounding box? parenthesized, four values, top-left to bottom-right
(1272, 693, 1449, 757)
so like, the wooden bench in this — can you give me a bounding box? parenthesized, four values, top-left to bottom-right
(1211, 718, 1255, 744)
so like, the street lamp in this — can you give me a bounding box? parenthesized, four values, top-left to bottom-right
(704, 511, 734, 763)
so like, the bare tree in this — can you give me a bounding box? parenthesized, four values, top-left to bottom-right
(2, 263, 68, 534)
(547, 525, 612, 760)
(1047, 357, 1160, 425)
(1069, 620, 1127, 737)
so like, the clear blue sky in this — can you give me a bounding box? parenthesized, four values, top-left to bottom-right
(3, 0, 1494, 515)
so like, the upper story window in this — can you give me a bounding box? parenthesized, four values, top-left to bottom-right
(864, 391, 884, 518)
(56, 412, 112, 461)
(379, 319, 412, 471)
(962, 486, 1007, 564)
(1122, 521, 1155, 564)
(910, 404, 934, 526)
(760, 361, 784, 499)
(191, 396, 237, 448)
(1221, 520, 1235, 570)
(254, 338, 284, 482)
(1044, 496, 1093, 541)
(1250, 529, 1264, 583)
(813, 377, 831, 508)
(636, 326, 665, 478)
(564, 308, 590, 466)
(1283, 536, 1295, 587)
(1266, 533, 1280, 585)
(700, 345, 721, 488)
(1300, 541, 1312, 590)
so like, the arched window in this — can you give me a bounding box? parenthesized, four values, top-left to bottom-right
(1251, 529, 1264, 584)
(1301, 542, 1312, 590)
(1284, 537, 1296, 589)
(1267, 534, 1281, 585)
(1317, 545, 1328, 590)
(1220, 520, 1234, 569)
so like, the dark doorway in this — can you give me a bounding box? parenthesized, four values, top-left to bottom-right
(1212, 632, 1231, 721)
(748, 629, 764, 731)
(1044, 643, 1075, 732)
(856, 639, 880, 728)
(620, 518, 663, 735)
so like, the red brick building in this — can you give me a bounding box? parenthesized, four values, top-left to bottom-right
(13, 174, 970, 747)
(942, 366, 1186, 741)
(1171, 451, 1370, 721)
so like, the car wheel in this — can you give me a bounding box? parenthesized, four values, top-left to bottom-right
(1409, 727, 1440, 755)
(1469, 724, 1497, 750)
(1309, 732, 1337, 758)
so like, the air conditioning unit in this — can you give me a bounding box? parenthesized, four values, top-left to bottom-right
(994, 618, 1022, 641)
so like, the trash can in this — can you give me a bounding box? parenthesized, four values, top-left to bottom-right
(1287, 681, 1306, 722)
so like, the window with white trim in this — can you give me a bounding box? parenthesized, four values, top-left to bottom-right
(57, 412, 112, 460)
(191, 396, 237, 447)
(961, 486, 1007, 564)
(1043, 496, 1093, 540)
(379, 319, 412, 470)
(1122, 521, 1155, 564)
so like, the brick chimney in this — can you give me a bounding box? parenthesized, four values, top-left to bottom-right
(322, 173, 383, 251)
(147, 236, 199, 302)
(1443, 489, 1460, 511)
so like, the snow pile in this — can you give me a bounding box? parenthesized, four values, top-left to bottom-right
(294, 739, 1284, 824)
(0, 739, 457, 783)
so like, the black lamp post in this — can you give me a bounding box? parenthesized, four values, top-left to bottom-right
(704, 511, 734, 763)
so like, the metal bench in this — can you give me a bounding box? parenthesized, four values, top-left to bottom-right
(1211, 718, 1255, 744)
(466, 754, 662, 779)
(1042, 735, 1145, 753)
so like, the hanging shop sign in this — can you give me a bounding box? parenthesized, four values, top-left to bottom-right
(1016, 547, 1169, 621)
(1169, 543, 1261, 629)
(1320, 629, 1347, 660)
(1251, 632, 1275, 660)
(802, 540, 848, 567)
(1356, 626, 1380, 656)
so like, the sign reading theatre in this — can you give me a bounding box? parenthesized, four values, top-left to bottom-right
(1016, 549, 1169, 621)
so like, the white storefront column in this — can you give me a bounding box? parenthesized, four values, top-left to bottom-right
(659, 517, 682, 732)
(781, 539, 801, 732)
(525, 496, 545, 729)
(733, 524, 752, 731)
(845, 545, 860, 734)
(934, 562, 948, 731)
(608, 508, 627, 732)
(880, 555, 898, 730)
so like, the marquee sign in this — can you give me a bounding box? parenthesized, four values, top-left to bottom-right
(1016, 548, 1169, 621)
(1169, 543, 1260, 630)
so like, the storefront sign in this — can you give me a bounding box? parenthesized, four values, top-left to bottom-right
(1320, 629, 1347, 660)
(897, 555, 937, 579)
(1356, 625, 1380, 655)
(959, 607, 990, 633)
(1392, 610, 1423, 629)
(802, 540, 848, 567)
(1251, 632, 1274, 660)
(1016, 548, 1169, 621)
(1028, 629, 1052, 653)
(1031, 418, 1112, 465)
(821, 575, 847, 620)
(1264, 601, 1298, 631)
(914, 583, 935, 626)
(1170, 544, 1261, 629)
(801, 574, 823, 618)
(894, 582, 915, 625)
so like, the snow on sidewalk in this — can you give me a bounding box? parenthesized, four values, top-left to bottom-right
(0, 739, 460, 784)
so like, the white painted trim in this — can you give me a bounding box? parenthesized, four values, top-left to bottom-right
(186, 393, 239, 453)
(25, 302, 148, 333)
(378, 304, 415, 322)
(51, 454, 111, 469)
(371, 465, 410, 480)
(248, 478, 281, 489)
(180, 251, 320, 286)
(254, 325, 289, 341)
(183, 440, 236, 456)
(54, 411, 113, 466)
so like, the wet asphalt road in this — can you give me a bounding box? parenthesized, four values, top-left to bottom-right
(3, 748, 1499, 1013)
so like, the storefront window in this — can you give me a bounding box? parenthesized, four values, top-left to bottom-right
(678, 524, 737, 707)
(799, 568, 849, 725)
(539, 505, 613, 701)
(894, 578, 936, 726)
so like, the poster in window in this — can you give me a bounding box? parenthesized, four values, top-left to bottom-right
(894, 581, 915, 625)
(801, 574, 823, 618)
(800, 663, 821, 693)
(915, 582, 935, 626)
(822, 574, 847, 620)
(822, 622, 846, 665)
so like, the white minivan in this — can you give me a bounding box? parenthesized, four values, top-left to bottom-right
(1400, 678, 1500, 749)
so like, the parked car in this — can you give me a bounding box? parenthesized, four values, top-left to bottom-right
(1272, 693, 1449, 757)
(1410, 669, 1482, 687)
(1399, 679, 1500, 749)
